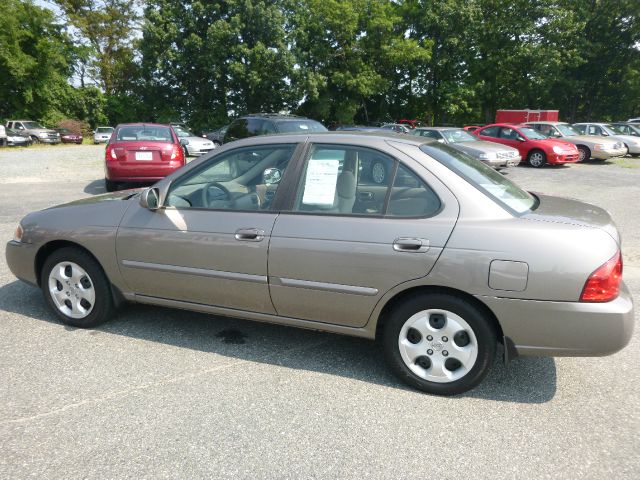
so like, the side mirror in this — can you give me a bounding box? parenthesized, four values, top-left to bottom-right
(179, 138, 189, 146)
(263, 168, 282, 185)
(437, 138, 445, 143)
(140, 187, 160, 211)
(517, 136, 526, 142)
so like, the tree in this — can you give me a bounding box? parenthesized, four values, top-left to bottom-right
(0, 0, 75, 123)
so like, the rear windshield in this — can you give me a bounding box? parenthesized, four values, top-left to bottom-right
(96, 127, 113, 133)
(116, 126, 173, 142)
(419, 144, 537, 214)
(275, 120, 327, 133)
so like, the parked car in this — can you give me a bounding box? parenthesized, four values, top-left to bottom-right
(7, 133, 633, 395)
(526, 121, 627, 162)
(573, 123, 639, 157)
(223, 114, 327, 143)
(104, 123, 186, 192)
(412, 127, 521, 168)
(202, 125, 229, 146)
(55, 128, 83, 145)
(381, 123, 411, 134)
(93, 127, 114, 144)
(610, 122, 640, 138)
(172, 125, 216, 157)
(627, 117, 640, 124)
(397, 119, 421, 129)
(5, 120, 60, 144)
(474, 123, 580, 167)
(0, 125, 6, 147)
(5, 128, 33, 147)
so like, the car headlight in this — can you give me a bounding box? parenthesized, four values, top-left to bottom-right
(593, 144, 604, 151)
(552, 145, 564, 154)
(13, 224, 23, 242)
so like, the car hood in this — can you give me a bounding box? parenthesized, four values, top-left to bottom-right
(561, 135, 619, 146)
(453, 140, 517, 155)
(523, 193, 619, 244)
(30, 128, 58, 134)
(50, 189, 142, 209)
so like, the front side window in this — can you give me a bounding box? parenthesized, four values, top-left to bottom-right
(165, 144, 297, 211)
(292, 144, 440, 217)
(588, 125, 602, 135)
(225, 119, 249, 141)
(22, 121, 44, 129)
(417, 130, 442, 140)
(499, 127, 524, 140)
(574, 124, 586, 134)
(420, 144, 536, 214)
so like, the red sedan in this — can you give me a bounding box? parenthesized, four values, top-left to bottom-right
(55, 128, 83, 144)
(474, 123, 579, 167)
(105, 123, 186, 191)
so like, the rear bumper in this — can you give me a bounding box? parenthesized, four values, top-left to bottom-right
(6, 241, 38, 286)
(477, 282, 634, 357)
(105, 160, 184, 182)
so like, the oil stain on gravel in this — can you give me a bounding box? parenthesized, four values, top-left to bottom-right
(215, 328, 248, 344)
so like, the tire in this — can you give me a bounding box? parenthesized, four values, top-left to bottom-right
(105, 179, 118, 192)
(40, 247, 114, 328)
(370, 160, 387, 184)
(577, 145, 591, 162)
(31, 135, 40, 144)
(213, 141, 222, 147)
(382, 293, 497, 395)
(527, 149, 547, 168)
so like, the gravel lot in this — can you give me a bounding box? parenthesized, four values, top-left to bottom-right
(1, 145, 639, 479)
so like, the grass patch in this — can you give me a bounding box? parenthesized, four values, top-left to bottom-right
(612, 157, 640, 169)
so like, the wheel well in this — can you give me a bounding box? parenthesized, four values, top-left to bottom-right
(527, 148, 544, 159)
(34, 240, 101, 287)
(375, 285, 504, 342)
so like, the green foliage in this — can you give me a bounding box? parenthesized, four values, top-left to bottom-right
(1, 0, 639, 129)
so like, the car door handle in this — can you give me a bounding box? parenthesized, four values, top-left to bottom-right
(235, 228, 265, 242)
(358, 191, 374, 200)
(393, 238, 430, 253)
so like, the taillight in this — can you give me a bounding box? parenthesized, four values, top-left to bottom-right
(105, 145, 117, 161)
(170, 144, 184, 162)
(580, 251, 622, 302)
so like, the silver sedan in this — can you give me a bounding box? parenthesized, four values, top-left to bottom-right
(412, 127, 521, 168)
(6, 133, 634, 395)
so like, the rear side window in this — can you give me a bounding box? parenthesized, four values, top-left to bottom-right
(116, 126, 173, 142)
(275, 120, 327, 133)
(225, 119, 249, 142)
(479, 126, 500, 137)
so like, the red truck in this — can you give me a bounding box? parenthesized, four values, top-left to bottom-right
(495, 109, 559, 124)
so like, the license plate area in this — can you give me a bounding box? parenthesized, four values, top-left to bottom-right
(135, 151, 153, 161)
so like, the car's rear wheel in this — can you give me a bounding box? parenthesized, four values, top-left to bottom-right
(370, 160, 387, 184)
(527, 150, 547, 168)
(577, 145, 591, 162)
(382, 293, 497, 395)
(105, 179, 118, 192)
(41, 247, 114, 328)
(31, 136, 40, 144)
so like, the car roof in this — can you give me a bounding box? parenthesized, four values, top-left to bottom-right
(415, 126, 461, 131)
(479, 123, 529, 129)
(240, 113, 311, 121)
(115, 123, 172, 128)
(220, 131, 435, 148)
(525, 121, 568, 125)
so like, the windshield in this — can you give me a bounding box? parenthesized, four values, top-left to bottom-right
(57, 128, 71, 134)
(420, 144, 536, 214)
(22, 122, 44, 129)
(600, 125, 616, 135)
(173, 126, 196, 137)
(96, 127, 113, 133)
(606, 124, 626, 135)
(519, 127, 547, 140)
(116, 125, 173, 142)
(556, 124, 580, 136)
(441, 129, 477, 143)
(275, 120, 327, 133)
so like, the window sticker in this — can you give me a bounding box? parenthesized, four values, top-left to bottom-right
(302, 159, 339, 205)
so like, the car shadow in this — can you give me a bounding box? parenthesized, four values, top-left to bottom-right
(84, 179, 107, 195)
(0, 280, 556, 403)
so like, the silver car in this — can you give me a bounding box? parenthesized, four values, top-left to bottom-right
(573, 123, 638, 156)
(412, 127, 521, 168)
(93, 127, 114, 144)
(173, 125, 216, 157)
(6, 133, 634, 395)
(527, 121, 627, 161)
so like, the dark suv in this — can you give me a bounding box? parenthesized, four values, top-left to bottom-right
(223, 114, 327, 143)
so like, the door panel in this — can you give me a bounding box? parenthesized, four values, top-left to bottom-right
(117, 206, 278, 313)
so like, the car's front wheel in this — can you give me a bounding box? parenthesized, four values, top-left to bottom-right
(41, 247, 114, 328)
(382, 293, 497, 395)
(577, 145, 591, 162)
(527, 150, 547, 168)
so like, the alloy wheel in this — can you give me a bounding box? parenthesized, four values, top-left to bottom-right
(48, 261, 96, 319)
